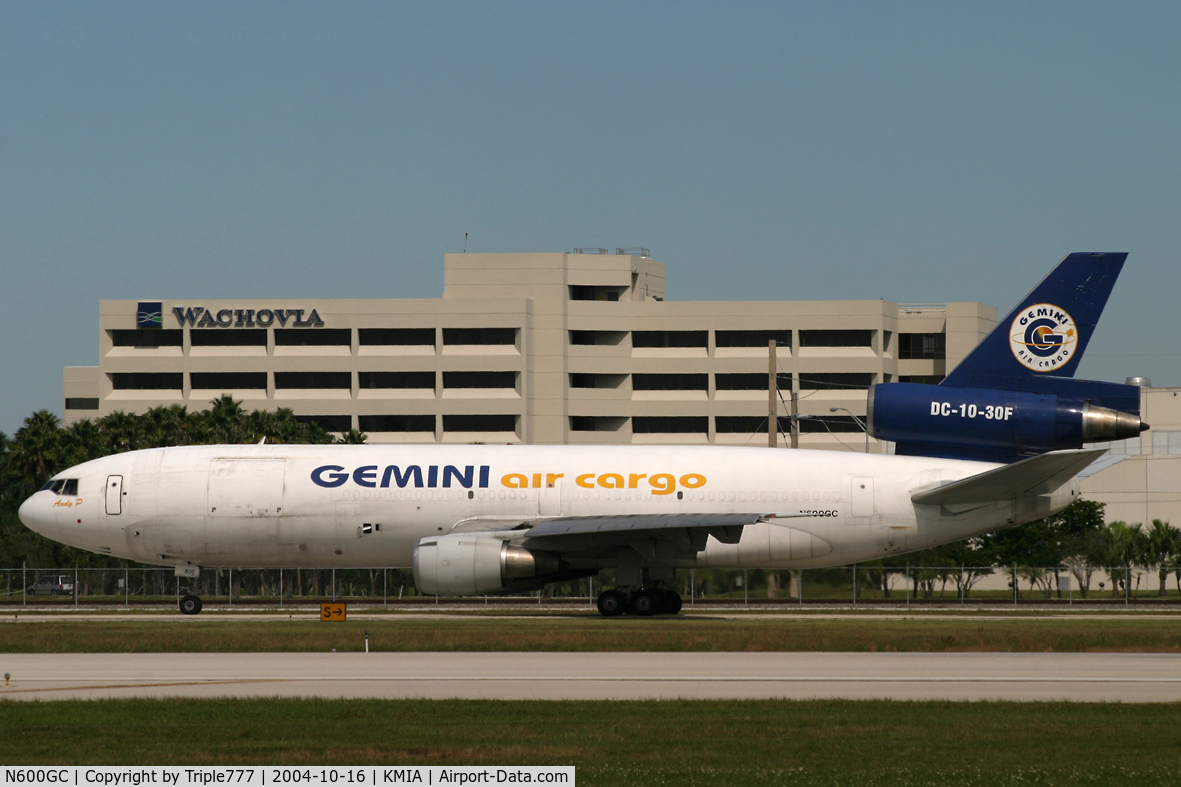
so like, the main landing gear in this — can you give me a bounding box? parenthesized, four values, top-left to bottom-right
(596, 587, 683, 617)
(179, 595, 203, 615)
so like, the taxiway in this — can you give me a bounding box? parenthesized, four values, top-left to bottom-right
(2, 651, 1179, 702)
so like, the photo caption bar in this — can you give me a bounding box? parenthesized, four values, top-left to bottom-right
(1, 769, 574, 787)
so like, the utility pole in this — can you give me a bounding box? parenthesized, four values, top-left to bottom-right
(770, 341, 799, 448)
(790, 383, 799, 449)
(768, 340, 777, 447)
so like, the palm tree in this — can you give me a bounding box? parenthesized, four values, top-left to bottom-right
(1143, 520, 1179, 597)
(100, 410, 143, 454)
(141, 405, 188, 448)
(202, 395, 249, 444)
(1018, 566, 1050, 599)
(1104, 521, 1143, 599)
(62, 418, 104, 463)
(7, 410, 64, 494)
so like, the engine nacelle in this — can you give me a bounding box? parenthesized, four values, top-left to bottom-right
(413, 533, 561, 596)
(869, 382, 1146, 459)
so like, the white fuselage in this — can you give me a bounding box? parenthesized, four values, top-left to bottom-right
(18, 443, 1075, 571)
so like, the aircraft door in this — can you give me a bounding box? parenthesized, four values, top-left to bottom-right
(539, 476, 563, 517)
(851, 477, 875, 518)
(105, 475, 123, 515)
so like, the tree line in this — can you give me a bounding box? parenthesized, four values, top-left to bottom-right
(0, 398, 1176, 597)
(868, 503, 1180, 599)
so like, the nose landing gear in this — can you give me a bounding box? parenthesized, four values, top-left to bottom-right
(179, 595, 203, 615)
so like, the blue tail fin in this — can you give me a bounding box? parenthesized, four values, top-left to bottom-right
(941, 252, 1127, 391)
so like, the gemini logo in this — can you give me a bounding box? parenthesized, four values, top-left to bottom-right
(136, 302, 163, 329)
(1009, 303, 1077, 372)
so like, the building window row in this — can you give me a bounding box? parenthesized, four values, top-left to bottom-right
(579, 329, 880, 349)
(107, 370, 882, 393)
(570, 285, 625, 301)
(573, 372, 877, 391)
(262, 414, 521, 434)
(799, 330, 873, 348)
(110, 327, 945, 360)
(109, 327, 520, 349)
(108, 371, 520, 391)
(572, 329, 802, 349)
(897, 332, 946, 360)
(571, 415, 864, 434)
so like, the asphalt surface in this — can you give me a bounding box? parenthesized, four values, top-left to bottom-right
(2, 652, 1180, 702)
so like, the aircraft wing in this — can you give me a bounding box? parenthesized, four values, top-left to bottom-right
(451, 512, 778, 539)
(1075, 453, 1127, 478)
(911, 448, 1106, 506)
(523, 512, 786, 537)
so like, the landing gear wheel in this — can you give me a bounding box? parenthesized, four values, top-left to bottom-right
(597, 590, 626, 617)
(630, 589, 661, 616)
(179, 595, 203, 615)
(665, 591, 683, 615)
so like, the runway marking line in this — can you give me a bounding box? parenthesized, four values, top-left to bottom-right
(0, 679, 284, 695)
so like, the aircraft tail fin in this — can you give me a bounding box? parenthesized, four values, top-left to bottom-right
(941, 252, 1127, 391)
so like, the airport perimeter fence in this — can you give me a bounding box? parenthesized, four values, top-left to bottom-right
(4, 564, 1181, 607)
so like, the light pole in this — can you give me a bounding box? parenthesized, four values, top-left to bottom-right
(830, 407, 869, 452)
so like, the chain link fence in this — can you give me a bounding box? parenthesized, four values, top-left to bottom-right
(4, 564, 1180, 607)
(1, 566, 597, 607)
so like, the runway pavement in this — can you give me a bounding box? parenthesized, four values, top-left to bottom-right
(2, 651, 1179, 702)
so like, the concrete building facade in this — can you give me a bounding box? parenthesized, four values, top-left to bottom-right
(1084, 385, 1181, 527)
(63, 251, 993, 450)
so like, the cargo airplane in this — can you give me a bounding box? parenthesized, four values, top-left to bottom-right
(19, 253, 1146, 615)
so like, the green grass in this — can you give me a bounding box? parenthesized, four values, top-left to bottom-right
(2, 698, 1179, 785)
(4, 616, 1181, 652)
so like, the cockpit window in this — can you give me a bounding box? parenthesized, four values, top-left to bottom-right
(39, 479, 75, 494)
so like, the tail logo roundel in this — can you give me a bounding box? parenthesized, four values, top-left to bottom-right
(1010, 303, 1077, 372)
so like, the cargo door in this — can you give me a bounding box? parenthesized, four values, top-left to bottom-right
(105, 475, 123, 515)
(851, 477, 875, 518)
(208, 460, 285, 517)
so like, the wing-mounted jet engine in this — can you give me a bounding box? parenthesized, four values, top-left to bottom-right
(413, 534, 592, 596)
(869, 252, 1147, 462)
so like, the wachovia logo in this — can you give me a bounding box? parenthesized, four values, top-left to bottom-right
(136, 302, 163, 329)
(1010, 303, 1077, 372)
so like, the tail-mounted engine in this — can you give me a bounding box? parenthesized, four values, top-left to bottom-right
(868, 382, 1147, 462)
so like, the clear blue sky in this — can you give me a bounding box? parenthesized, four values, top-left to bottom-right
(3, 1, 1179, 435)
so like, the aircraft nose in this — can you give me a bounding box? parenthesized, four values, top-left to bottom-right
(18, 495, 45, 535)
